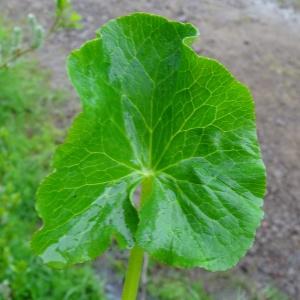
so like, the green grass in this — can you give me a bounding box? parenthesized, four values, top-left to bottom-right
(144, 266, 290, 300)
(0, 54, 106, 299)
(147, 273, 212, 300)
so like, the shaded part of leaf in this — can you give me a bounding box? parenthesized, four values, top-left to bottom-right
(32, 175, 141, 267)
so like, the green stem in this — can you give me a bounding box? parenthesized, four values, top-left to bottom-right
(0, 47, 33, 69)
(121, 246, 144, 300)
(121, 177, 153, 300)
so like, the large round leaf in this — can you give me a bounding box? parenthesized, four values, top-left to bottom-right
(32, 13, 266, 271)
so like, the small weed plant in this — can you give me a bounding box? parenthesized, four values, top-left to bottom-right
(0, 0, 81, 69)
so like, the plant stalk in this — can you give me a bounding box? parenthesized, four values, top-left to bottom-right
(121, 246, 144, 300)
(0, 47, 33, 69)
(121, 176, 152, 300)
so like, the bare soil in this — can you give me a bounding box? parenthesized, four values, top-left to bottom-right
(2, 0, 300, 298)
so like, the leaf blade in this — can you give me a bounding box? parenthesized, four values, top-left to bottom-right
(32, 13, 266, 271)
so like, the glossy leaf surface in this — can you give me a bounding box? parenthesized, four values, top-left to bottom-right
(32, 13, 266, 271)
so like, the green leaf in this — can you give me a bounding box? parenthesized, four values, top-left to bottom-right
(55, 0, 82, 29)
(32, 13, 266, 271)
(55, 0, 69, 11)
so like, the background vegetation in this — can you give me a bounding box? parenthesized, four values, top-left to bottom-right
(0, 20, 106, 299)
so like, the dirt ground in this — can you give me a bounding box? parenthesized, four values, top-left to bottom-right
(2, 0, 300, 298)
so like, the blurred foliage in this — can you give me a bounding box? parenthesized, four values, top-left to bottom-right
(147, 273, 212, 300)
(55, 0, 82, 30)
(261, 285, 290, 300)
(0, 49, 105, 299)
(0, 0, 82, 69)
(0, 15, 44, 69)
(144, 266, 290, 300)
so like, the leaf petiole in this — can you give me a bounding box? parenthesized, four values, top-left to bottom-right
(121, 176, 153, 300)
(121, 246, 144, 300)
